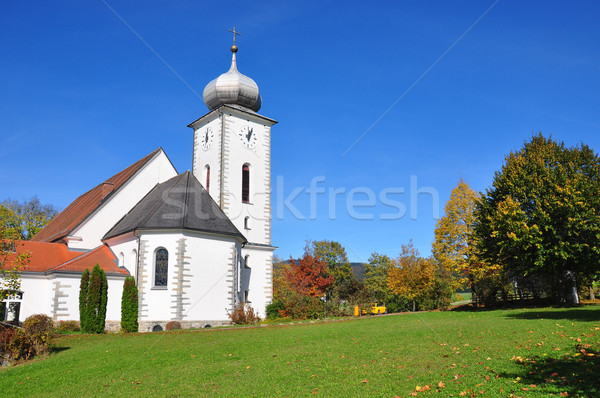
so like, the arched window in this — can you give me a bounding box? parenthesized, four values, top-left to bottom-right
(204, 164, 210, 193)
(244, 255, 250, 269)
(244, 216, 250, 230)
(154, 248, 168, 287)
(242, 164, 250, 203)
(131, 249, 137, 268)
(119, 252, 125, 268)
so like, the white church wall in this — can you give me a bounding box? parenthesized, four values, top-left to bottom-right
(192, 113, 222, 206)
(17, 272, 125, 327)
(221, 110, 273, 246)
(241, 246, 273, 318)
(18, 274, 51, 320)
(104, 233, 139, 277)
(68, 150, 178, 251)
(136, 230, 239, 328)
(182, 231, 238, 321)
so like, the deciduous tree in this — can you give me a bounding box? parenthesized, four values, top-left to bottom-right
(475, 133, 600, 304)
(1, 205, 30, 302)
(1, 197, 59, 240)
(388, 241, 435, 312)
(432, 180, 503, 301)
(312, 240, 355, 300)
(287, 244, 334, 298)
(363, 253, 393, 303)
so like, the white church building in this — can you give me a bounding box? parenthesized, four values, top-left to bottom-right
(2, 43, 277, 332)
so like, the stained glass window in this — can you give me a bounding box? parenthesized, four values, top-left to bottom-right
(155, 248, 168, 287)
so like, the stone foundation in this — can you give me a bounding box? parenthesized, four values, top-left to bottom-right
(138, 320, 230, 332)
(103, 320, 231, 333)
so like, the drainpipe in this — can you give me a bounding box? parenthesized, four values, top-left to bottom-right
(134, 229, 141, 283)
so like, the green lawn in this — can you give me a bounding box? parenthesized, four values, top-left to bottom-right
(2, 306, 599, 397)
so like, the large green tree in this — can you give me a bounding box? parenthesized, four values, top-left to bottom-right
(475, 133, 600, 303)
(312, 240, 355, 300)
(362, 253, 393, 303)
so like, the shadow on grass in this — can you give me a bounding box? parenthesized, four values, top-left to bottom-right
(503, 345, 600, 396)
(504, 307, 600, 322)
(49, 346, 70, 354)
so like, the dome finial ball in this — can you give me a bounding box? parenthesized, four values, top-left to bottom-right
(231, 45, 238, 53)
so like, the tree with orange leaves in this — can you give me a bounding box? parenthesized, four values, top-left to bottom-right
(287, 244, 334, 298)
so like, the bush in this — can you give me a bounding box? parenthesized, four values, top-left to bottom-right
(266, 300, 285, 319)
(83, 264, 108, 333)
(55, 320, 80, 334)
(121, 276, 138, 333)
(0, 326, 17, 363)
(227, 302, 260, 325)
(79, 269, 90, 331)
(165, 321, 181, 331)
(5, 314, 54, 361)
(22, 314, 54, 335)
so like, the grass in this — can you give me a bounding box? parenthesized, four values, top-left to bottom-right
(454, 292, 473, 302)
(2, 305, 599, 397)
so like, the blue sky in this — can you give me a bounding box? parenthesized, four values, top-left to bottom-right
(2, 1, 599, 262)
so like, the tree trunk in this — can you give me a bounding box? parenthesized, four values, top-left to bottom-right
(412, 300, 416, 312)
(590, 286, 596, 300)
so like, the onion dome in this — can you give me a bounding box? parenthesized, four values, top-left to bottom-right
(203, 45, 262, 112)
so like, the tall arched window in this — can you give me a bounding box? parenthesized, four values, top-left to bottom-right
(119, 252, 125, 268)
(154, 248, 168, 287)
(242, 164, 250, 203)
(204, 164, 210, 193)
(244, 216, 250, 230)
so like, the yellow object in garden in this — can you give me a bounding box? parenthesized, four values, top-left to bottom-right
(361, 303, 386, 315)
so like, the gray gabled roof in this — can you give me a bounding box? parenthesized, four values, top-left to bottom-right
(103, 171, 245, 242)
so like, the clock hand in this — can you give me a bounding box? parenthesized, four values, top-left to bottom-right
(246, 128, 253, 141)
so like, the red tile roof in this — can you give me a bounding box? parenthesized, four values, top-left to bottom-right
(1, 240, 128, 276)
(32, 148, 162, 243)
(50, 245, 128, 275)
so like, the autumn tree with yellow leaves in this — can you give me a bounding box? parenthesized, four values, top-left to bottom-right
(388, 241, 436, 312)
(432, 180, 503, 302)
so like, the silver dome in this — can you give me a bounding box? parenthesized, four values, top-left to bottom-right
(203, 48, 262, 112)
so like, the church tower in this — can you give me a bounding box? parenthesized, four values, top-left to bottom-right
(188, 37, 276, 310)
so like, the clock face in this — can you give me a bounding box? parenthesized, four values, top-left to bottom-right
(200, 127, 214, 151)
(238, 125, 258, 149)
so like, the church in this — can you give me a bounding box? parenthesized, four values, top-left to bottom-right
(3, 41, 277, 332)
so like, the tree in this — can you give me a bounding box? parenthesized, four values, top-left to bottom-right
(0, 205, 30, 302)
(79, 269, 90, 331)
(363, 253, 394, 303)
(432, 180, 503, 301)
(432, 179, 479, 288)
(388, 241, 435, 312)
(120, 276, 138, 333)
(312, 240, 355, 300)
(83, 264, 108, 333)
(1, 197, 59, 240)
(475, 133, 600, 304)
(287, 244, 334, 298)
